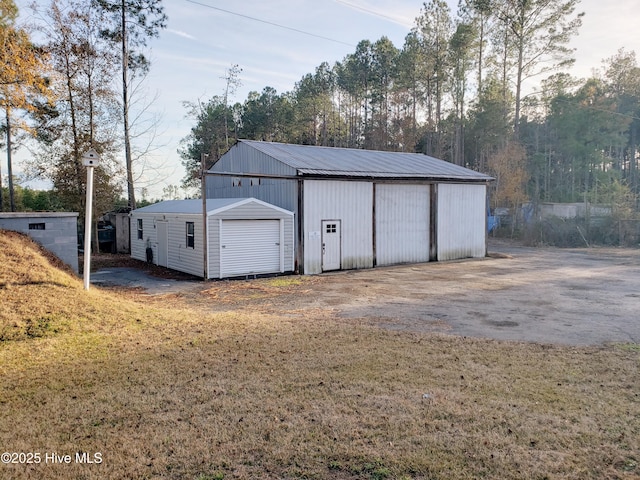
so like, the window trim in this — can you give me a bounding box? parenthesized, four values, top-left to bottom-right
(186, 221, 195, 249)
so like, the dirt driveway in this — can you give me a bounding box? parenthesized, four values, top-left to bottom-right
(103, 241, 640, 346)
(313, 242, 640, 346)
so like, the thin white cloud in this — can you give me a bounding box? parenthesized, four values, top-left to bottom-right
(168, 29, 197, 41)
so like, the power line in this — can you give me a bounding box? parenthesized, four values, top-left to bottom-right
(184, 0, 356, 47)
(333, 0, 412, 28)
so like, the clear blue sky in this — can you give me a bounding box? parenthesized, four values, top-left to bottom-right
(11, 0, 640, 200)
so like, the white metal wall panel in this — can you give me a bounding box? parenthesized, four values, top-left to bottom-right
(437, 183, 487, 261)
(375, 184, 430, 266)
(303, 180, 373, 274)
(220, 220, 281, 277)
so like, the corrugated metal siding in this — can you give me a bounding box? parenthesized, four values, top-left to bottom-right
(208, 142, 299, 212)
(375, 184, 430, 266)
(207, 177, 299, 214)
(437, 184, 487, 261)
(303, 180, 373, 274)
(220, 220, 281, 277)
(214, 142, 299, 176)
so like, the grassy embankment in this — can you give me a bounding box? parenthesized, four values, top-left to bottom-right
(0, 229, 638, 479)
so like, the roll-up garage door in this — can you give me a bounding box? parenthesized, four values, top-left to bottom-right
(375, 184, 430, 266)
(220, 220, 281, 277)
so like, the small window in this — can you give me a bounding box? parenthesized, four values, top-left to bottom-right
(186, 222, 195, 248)
(232, 177, 242, 187)
(326, 223, 337, 233)
(29, 223, 46, 230)
(137, 219, 143, 240)
(250, 177, 261, 186)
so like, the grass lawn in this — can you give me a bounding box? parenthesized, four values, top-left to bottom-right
(0, 230, 638, 479)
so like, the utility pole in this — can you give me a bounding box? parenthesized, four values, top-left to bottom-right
(201, 153, 209, 280)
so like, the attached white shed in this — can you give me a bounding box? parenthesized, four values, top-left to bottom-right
(130, 198, 294, 279)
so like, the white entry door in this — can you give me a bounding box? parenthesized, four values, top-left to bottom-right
(321, 220, 341, 271)
(156, 221, 168, 267)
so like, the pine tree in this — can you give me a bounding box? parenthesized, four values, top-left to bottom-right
(92, 0, 167, 210)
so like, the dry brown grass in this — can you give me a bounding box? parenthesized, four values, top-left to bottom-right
(0, 230, 638, 479)
(199, 276, 321, 308)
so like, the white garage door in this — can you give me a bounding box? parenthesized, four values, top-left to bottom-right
(376, 184, 430, 266)
(220, 220, 281, 277)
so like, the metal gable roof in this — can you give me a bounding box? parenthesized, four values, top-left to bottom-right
(239, 139, 493, 181)
(133, 198, 246, 215)
(132, 198, 294, 216)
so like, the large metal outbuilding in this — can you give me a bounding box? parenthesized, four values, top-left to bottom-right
(130, 198, 294, 278)
(206, 140, 493, 275)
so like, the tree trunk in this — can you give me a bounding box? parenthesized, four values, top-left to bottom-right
(477, 13, 484, 96)
(122, 0, 136, 210)
(514, 34, 524, 139)
(6, 107, 15, 212)
(0, 137, 3, 212)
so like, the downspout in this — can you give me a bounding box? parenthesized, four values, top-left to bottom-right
(297, 178, 304, 274)
(485, 183, 489, 257)
(372, 182, 377, 266)
(201, 153, 209, 279)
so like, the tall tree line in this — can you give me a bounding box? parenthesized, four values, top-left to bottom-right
(182, 0, 639, 218)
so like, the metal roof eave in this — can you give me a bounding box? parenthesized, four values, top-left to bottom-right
(205, 170, 494, 183)
(297, 168, 493, 182)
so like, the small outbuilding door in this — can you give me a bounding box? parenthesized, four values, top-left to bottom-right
(321, 220, 341, 271)
(220, 219, 281, 277)
(157, 221, 168, 267)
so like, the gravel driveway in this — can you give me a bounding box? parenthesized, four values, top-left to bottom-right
(324, 241, 640, 346)
(95, 241, 640, 346)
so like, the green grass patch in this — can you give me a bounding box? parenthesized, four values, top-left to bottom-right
(617, 343, 640, 352)
(264, 276, 308, 288)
